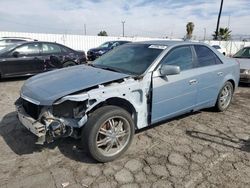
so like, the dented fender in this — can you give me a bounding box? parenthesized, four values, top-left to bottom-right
(55, 75, 152, 129)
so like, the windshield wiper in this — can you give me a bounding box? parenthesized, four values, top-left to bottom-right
(92, 65, 124, 73)
(234, 56, 250, 58)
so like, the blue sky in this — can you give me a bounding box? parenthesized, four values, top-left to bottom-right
(0, 0, 249, 39)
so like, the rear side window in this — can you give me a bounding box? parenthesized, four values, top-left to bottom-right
(42, 43, 61, 54)
(194, 45, 222, 67)
(161, 46, 193, 71)
(61, 46, 73, 53)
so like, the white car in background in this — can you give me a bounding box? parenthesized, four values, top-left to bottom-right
(212, 45, 227, 56)
(0, 37, 37, 50)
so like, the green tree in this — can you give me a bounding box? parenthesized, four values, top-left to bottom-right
(186, 22, 195, 40)
(97, 31, 108, 36)
(212, 27, 231, 41)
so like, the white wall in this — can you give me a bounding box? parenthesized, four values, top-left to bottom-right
(1, 31, 249, 55)
(0, 31, 165, 52)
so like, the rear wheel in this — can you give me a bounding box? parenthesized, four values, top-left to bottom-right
(214, 81, 233, 111)
(82, 106, 134, 162)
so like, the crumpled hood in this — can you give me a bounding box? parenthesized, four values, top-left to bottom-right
(234, 58, 250, 69)
(21, 65, 129, 105)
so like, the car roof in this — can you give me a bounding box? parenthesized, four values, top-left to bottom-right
(105, 40, 131, 43)
(0, 37, 36, 41)
(133, 40, 203, 47)
(12, 41, 62, 45)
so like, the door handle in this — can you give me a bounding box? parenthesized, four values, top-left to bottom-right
(217, 72, 223, 76)
(189, 79, 198, 85)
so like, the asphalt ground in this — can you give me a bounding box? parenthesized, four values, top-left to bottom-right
(0, 78, 250, 188)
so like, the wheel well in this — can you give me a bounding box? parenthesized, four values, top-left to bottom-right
(63, 60, 76, 64)
(88, 97, 138, 129)
(227, 79, 235, 91)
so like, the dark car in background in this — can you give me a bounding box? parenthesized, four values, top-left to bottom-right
(0, 41, 87, 79)
(233, 46, 250, 83)
(87, 40, 131, 61)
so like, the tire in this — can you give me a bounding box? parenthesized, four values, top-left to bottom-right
(63, 61, 76, 67)
(82, 105, 135, 162)
(214, 81, 234, 112)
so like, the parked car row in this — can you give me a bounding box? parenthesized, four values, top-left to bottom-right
(0, 38, 132, 79)
(0, 41, 87, 78)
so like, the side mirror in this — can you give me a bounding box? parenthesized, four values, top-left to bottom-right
(159, 64, 180, 77)
(12, 51, 19, 58)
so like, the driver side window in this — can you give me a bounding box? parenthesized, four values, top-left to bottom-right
(161, 46, 194, 71)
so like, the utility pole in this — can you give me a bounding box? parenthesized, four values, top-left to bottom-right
(122, 21, 125, 37)
(84, 24, 87, 35)
(227, 14, 231, 29)
(215, 0, 224, 40)
(203, 28, 206, 41)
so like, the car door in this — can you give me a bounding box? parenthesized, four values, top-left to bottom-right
(41, 43, 64, 70)
(192, 45, 225, 109)
(151, 45, 198, 124)
(1, 43, 43, 76)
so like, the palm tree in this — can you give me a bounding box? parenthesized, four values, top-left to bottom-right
(186, 22, 195, 40)
(212, 27, 231, 41)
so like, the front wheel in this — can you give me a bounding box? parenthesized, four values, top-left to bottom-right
(214, 81, 234, 112)
(82, 106, 135, 162)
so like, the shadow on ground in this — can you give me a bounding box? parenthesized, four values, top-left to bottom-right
(0, 111, 96, 164)
(186, 129, 250, 152)
(0, 76, 30, 82)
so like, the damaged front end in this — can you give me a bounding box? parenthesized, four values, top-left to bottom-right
(15, 97, 88, 144)
(15, 75, 151, 145)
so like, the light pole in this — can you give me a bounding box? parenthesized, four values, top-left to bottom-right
(203, 28, 206, 41)
(84, 24, 86, 35)
(122, 21, 125, 37)
(215, 0, 224, 40)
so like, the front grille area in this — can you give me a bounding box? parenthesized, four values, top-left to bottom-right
(87, 51, 93, 55)
(22, 99, 41, 120)
(240, 69, 246, 73)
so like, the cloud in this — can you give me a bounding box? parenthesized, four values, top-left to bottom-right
(0, 0, 249, 39)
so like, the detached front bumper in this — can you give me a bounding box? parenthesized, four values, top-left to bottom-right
(16, 102, 46, 144)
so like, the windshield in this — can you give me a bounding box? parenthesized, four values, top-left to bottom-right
(0, 43, 19, 54)
(93, 43, 165, 75)
(99, 42, 114, 48)
(233, 47, 250, 58)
